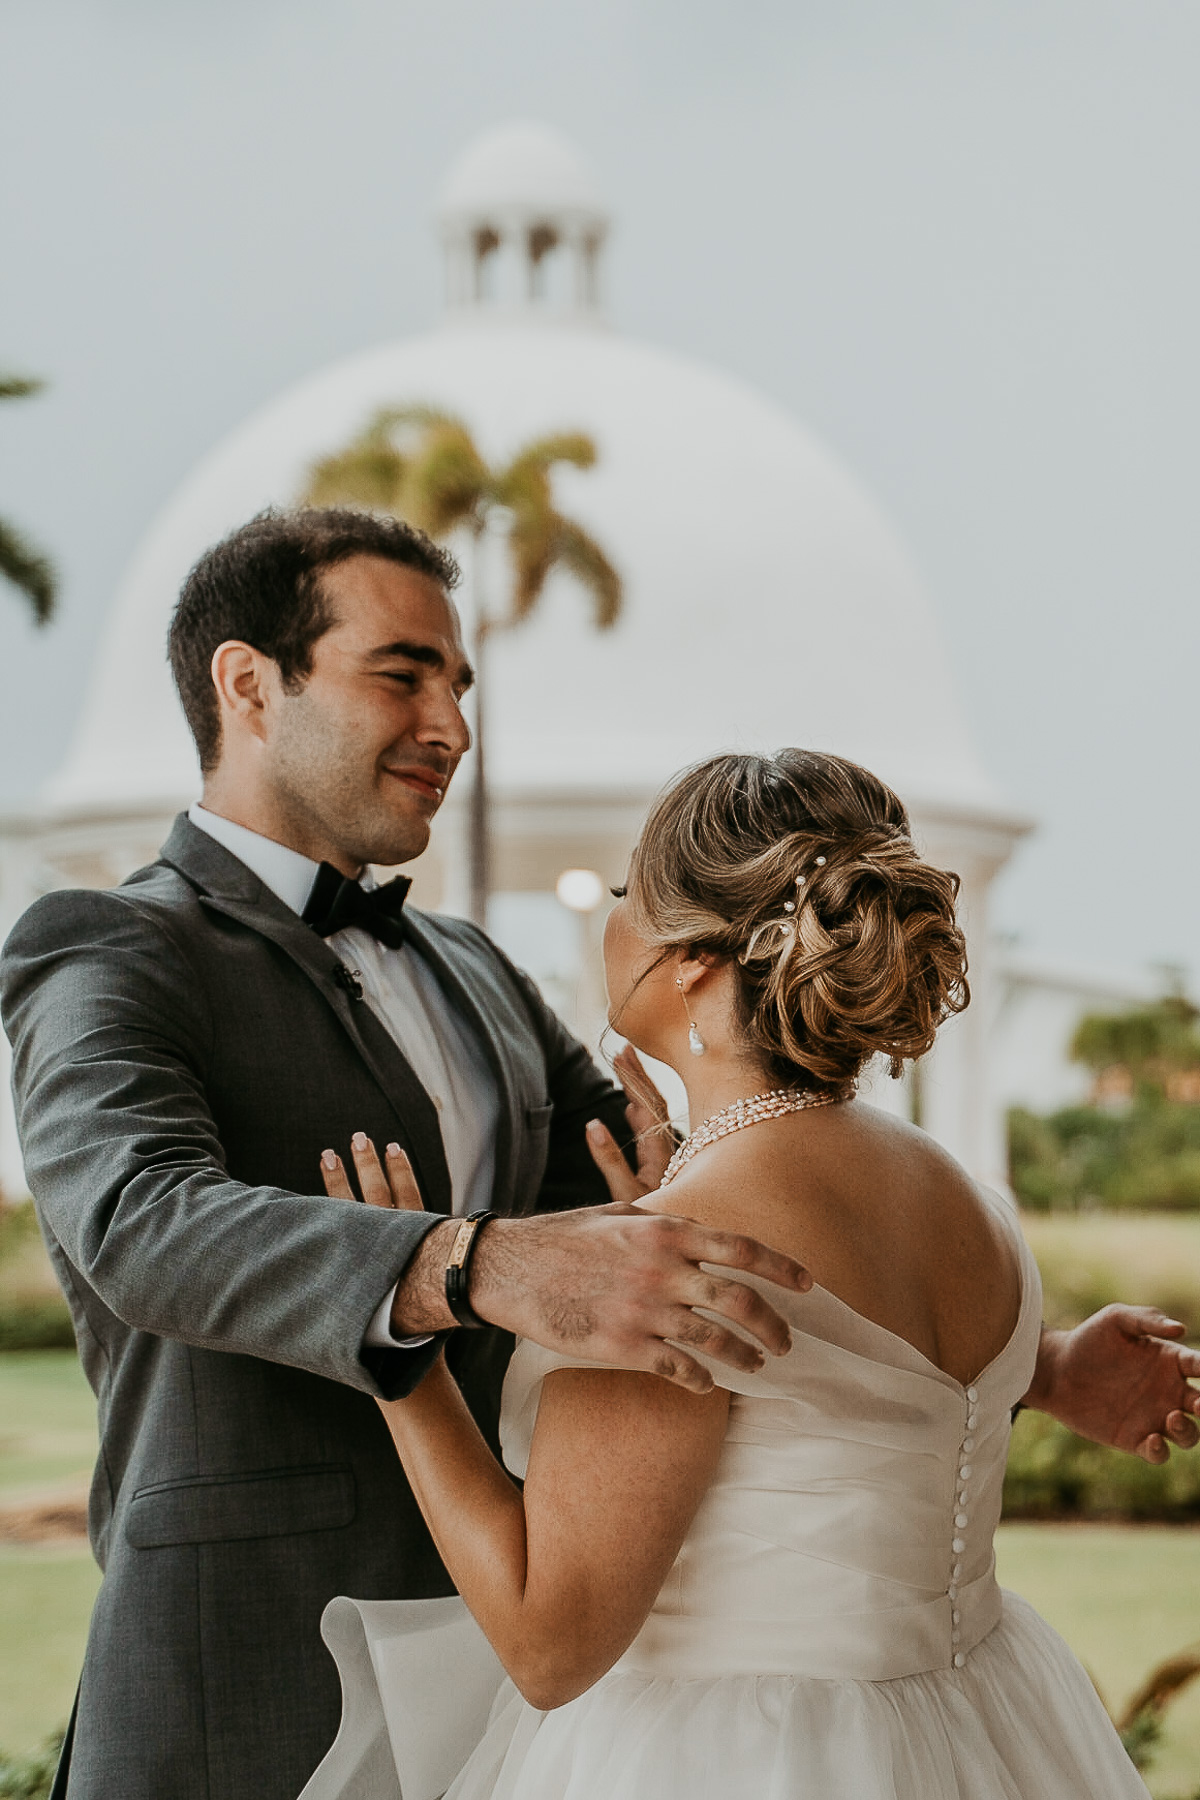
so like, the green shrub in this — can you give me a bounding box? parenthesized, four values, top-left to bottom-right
(0, 1298, 75, 1352)
(1004, 1409, 1200, 1521)
(0, 1202, 74, 1351)
(0, 1201, 40, 1260)
(1010, 1098, 1200, 1214)
(0, 1734, 63, 1800)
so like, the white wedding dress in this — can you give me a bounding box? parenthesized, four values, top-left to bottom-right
(306, 1193, 1147, 1799)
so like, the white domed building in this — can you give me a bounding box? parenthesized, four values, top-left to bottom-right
(0, 123, 1032, 1191)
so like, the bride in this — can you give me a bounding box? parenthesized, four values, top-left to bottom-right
(321, 747, 1149, 1798)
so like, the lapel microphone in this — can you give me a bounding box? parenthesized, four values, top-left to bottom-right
(333, 964, 365, 1003)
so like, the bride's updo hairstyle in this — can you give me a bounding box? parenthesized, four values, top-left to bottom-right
(625, 749, 969, 1090)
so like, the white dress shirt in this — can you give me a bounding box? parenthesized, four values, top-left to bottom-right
(187, 804, 500, 1347)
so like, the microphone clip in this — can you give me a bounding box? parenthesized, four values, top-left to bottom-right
(334, 963, 365, 1003)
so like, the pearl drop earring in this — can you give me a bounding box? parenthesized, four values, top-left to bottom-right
(676, 974, 706, 1056)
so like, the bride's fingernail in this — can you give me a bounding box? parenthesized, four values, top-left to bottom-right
(352, 1131, 369, 1151)
(586, 1120, 605, 1143)
(321, 1149, 337, 1169)
(386, 1142, 402, 1158)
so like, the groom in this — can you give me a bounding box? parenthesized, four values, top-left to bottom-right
(3, 506, 1198, 1800)
(0, 508, 811, 1800)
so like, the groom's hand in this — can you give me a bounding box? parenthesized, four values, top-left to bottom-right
(1024, 1305, 1200, 1463)
(464, 1202, 810, 1393)
(323, 1129, 811, 1393)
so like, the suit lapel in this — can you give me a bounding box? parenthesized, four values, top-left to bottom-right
(159, 816, 452, 1213)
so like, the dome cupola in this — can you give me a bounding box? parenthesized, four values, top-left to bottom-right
(437, 121, 609, 320)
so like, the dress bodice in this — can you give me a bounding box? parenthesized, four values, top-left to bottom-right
(499, 1194, 1042, 1685)
(311, 1201, 1145, 1800)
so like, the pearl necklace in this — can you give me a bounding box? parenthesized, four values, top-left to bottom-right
(659, 1085, 851, 1187)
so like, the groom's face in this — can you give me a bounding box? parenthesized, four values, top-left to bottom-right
(264, 554, 473, 869)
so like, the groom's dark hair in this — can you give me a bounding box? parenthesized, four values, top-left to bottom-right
(168, 506, 461, 772)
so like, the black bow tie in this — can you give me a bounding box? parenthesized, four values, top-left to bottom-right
(301, 863, 412, 950)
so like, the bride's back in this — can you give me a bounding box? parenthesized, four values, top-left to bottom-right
(646, 1098, 1021, 1388)
(600, 1097, 1035, 1692)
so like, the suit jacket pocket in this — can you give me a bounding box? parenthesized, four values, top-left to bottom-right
(525, 1103, 553, 1132)
(126, 1463, 356, 1548)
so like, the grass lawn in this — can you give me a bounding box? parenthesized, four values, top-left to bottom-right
(0, 1352, 102, 1754)
(3, 1357, 1200, 1793)
(997, 1523, 1200, 1797)
(0, 1544, 100, 1751)
(0, 1349, 97, 1501)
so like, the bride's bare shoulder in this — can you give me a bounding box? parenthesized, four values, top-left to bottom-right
(638, 1098, 996, 1247)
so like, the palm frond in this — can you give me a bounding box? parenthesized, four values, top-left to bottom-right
(506, 506, 558, 620)
(496, 437, 607, 622)
(495, 433, 596, 514)
(399, 422, 487, 537)
(372, 404, 467, 444)
(0, 373, 43, 402)
(493, 459, 550, 517)
(301, 441, 409, 514)
(301, 407, 487, 537)
(549, 515, 622, 629)
(0, 517, 56, 623)
(502, 432, 597, 481)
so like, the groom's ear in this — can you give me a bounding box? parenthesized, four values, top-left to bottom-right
(210, 640, 278, 745)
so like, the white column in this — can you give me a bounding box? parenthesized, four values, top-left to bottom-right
(908, 806, 1031, 1191)
(919, 876, 995, 1179)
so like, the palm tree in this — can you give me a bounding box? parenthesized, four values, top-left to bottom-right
(0, 375, 55, 624)
(302, 406, 622, 924)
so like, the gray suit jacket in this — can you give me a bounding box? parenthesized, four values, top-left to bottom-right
(0, 815, 628, 1800)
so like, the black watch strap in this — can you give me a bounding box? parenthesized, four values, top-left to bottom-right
(444, 1209, 496, 1329)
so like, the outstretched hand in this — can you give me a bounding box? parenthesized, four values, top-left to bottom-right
(1026, 1305, 1200, 1464)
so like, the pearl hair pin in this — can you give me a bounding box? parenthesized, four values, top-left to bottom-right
(743, 870, 810, 958)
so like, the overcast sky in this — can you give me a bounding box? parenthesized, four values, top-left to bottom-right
(2, 0, 1198, 986)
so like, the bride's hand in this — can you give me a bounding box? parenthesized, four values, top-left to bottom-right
(586, 1044, 676, 1203)
(319, 1132, 425, 1211)
(321, 1136, 453, 1408)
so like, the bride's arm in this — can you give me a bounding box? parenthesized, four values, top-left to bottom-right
(383, 1358, 727, 1709)
(321, 1135, 730, 1711)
